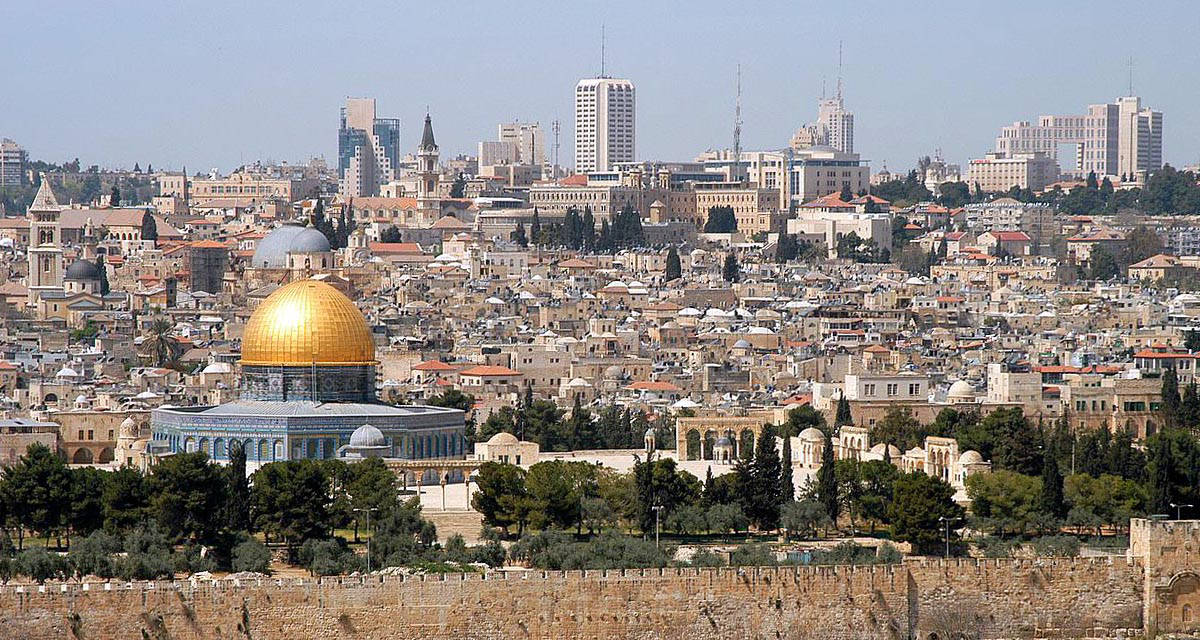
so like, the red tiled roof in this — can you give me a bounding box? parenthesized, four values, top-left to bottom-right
(413, 360, 458, 371)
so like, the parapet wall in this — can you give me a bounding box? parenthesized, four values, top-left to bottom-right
(0, 558, 1148, 640)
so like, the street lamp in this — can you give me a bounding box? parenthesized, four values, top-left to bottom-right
(353, 507, 380, 572)
(1170, 503, 1194, 520)
(651, 505, 664, 548)
(938, 516, 961, 558)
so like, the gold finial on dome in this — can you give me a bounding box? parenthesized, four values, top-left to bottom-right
(240, 279, 376, 366)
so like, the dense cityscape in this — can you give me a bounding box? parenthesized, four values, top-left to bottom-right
(4, 4, 1200, 637)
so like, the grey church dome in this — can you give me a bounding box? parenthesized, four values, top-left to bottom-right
(291, 226, 332, 253)
(251, 223, 330, 269)
(64, 258, 101, 281)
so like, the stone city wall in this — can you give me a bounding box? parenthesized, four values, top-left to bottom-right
(0, 557, 1148, 640)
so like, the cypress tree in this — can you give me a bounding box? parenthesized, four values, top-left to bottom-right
(530, 208, 542, 244)
(780, 428, 794, 503)
(225, 442, 251, 531)
(665, 247, 681, 281)
(722, 253, 740, 283)
(511, 221, 528, 247)
(95, 255, 109, 296)
(1162, 368, 1181, 427)
(109, 185, 120, 207)
(835, 394, 853, 427)
(817, 427, 839, 523)
(1039, 438, 1065, 518)
(1148, 433, 1174, 516)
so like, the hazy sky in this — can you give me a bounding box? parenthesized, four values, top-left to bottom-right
(3, 0, 1199, 174)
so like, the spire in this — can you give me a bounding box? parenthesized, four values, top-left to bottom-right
(31, 174, 59, 210)
(419, 113, 437, 151)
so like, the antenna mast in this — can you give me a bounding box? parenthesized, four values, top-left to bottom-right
(1127, 56, 1134, 96)
(601, 25, 606, 77)
(732, 64, 743, 184)
(836, 40, 844, 101)
(552, 119, 561, 179)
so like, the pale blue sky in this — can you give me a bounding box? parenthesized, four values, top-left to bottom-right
(2, 0, 1198, 173)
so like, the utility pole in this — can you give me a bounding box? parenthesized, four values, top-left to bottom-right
(354, 507, 380, 572)
(652, 505, 664, 548)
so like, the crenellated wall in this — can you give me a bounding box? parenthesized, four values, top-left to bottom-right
(0, 558, 1150, 640)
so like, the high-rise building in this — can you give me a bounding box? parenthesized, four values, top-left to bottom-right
(817, 95, 854, 154)
(993, 95, 1162, 179)
(498, 122, 546, 166)
(338, 98, 401, 197)
(0, 138, 27, 187)
(574, 78, 635, 173)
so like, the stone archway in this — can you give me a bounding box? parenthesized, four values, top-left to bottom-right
(97, 447, 114, 464)
(72, 447, 94, 464)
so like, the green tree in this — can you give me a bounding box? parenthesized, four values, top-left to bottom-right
(224, 442, 251, 533)
(665, 247, 681, 281)
(249, 460, 332, 554)
(835, 394, 853, 427)
(888, 472, 964, 555)
(1040, 442, 1066, 519)
(1, 443, 71, 548)
(470, 462, 529, 534)
(95, 255, 109, 296)
(722, 252, 740, 283)
(1088, 245, 1121, 280)
(231, 539, 272, 574)
(149, 452, 228, 545)
(524, 460, 597, 532)
(869, 406, 924, 451)
(816, 426, 839, 524)
(1125, 225, 1164, 265)
(736, 426, 782, 530)
(140, 318, 182, 368)
(530, 208, 542, 244)
(703, 205, 737, 233)
(1161, 368, 1181, 428)
(839, 184, 853, 202)
(109, 185, 120, 207)
(511, 220, 528, 247)
(67, 467, 107, 541)
(633, 457, 701, 534)
(347, 457, 399, 540)
(780, 499, 831, 539)
(1146, 428, 1200, 517)
(780, 427, 794, 503)
(449, 173, 467, 198)
(102, 466, 149, 534)
(965, 470, 1043, 537)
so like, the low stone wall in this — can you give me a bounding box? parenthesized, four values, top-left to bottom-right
(0, 558, 1147, 640)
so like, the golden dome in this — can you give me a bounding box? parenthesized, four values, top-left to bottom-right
(240, 279, 376, 366)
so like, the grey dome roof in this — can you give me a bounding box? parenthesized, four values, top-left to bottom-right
(64, 258, 101, 281)
(349, 423, 385, 448)
(251, 223, 330, 269)
(292, 226, 332, 253)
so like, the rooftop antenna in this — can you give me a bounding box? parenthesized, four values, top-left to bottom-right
(836, 40, 844, 102)
(601, 24, 606, 78)
(732, 64, 743, 184)
(1127, 56, 1134, 96)
(552, 119, 561, 178)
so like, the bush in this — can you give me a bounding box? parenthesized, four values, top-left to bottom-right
(298, 538, 362, 576)
(688, 549, 725, 567)
(469, 539, 506, 567)
(116, 550, 175, 581)
(509, 530, 672, 570)
(69, 531, 121, 578)
(14, 548, 69, 583)
(975, 536, 1017, 558)
(706, 503, 749, 535)
(232, 540, 272, 574)
(442, 534, 471, 564)
(729, 543, 777, 567)
(174, 545, 216, 574)
(876, 542, 902, 564)
(1033, 535, 1081, 558)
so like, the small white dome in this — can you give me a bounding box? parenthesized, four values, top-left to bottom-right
(948, 380, 974, 398)
(799, 427, 825, 442)
(349, 424, 386, 448)
(960, 450, 984, 464)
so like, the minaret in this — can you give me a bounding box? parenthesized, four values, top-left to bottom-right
(417, 113, 440, 221)
(27, 174, 64, 303)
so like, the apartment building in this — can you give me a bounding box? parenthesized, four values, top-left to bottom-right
(993, 95, 1162, 179)
(574, 78, 635, 172)
(967, 152, 1059, 191)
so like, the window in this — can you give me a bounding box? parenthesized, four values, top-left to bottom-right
(908, 383, 920, 396)
(886, 384, 898, 397)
